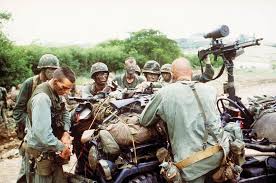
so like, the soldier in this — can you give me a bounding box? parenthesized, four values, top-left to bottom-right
(142, 60, 161, 82)
(82, 62, 111, 98)
(0, 86, 7, 125)
(13, 54, 60, 183)
(113, 57, 145, 90)
(140, 57, 230, 183)
(160, 63, 172, 84)
(25, 67, 75, 183)
(192, 55, 214, 83)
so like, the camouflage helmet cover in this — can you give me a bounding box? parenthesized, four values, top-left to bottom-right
(142, 60, 161, 74)
(90, 62, 109, 78)
(37, 54, 60, 69)
(135, 64, 141, 74)
(161, 64, 172, 73)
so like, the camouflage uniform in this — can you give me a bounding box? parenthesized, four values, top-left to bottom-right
(25, 82, 70, 183)
(0, 86, 7, 124)
(140, 81, 231, 183)
(82, 62, 110, 98)
(13, 54, 59, 183)
(113, 73, 145, 90)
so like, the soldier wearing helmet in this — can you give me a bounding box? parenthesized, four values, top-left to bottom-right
(82, 62, 111, 98)
(113, 57, 145, 90)
(142, 60, 161, 82)
(160, 63, 172, 84)
(136, 60, 163, 92)
(14, 54, 63, 183)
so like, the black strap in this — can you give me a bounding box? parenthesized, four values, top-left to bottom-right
(200, 62, 225, 81)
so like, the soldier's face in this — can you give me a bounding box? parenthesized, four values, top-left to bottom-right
(146, 73, 159, 82)
(161, 72, 171, 82)
(54, 78, 74, 96)
(125, 63, 136, 75)
(44, 68, 57, 80)
(94, 72, 108, 86)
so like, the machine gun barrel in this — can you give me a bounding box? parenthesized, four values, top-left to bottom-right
(67, 96, 99, 103)
(198, 38, 263, 61)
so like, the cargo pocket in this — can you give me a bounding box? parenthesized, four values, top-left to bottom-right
(35, 158, 56, 176)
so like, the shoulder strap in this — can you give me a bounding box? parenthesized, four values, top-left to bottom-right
(181, 82, 219, 149)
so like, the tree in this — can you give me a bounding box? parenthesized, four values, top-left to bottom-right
(0, 11, 32, 88)
(124, 29, 182, 65)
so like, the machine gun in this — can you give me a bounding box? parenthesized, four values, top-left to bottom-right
(198, 25, 263, 127)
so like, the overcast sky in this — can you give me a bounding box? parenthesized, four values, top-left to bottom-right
(1, 0, 275, 45)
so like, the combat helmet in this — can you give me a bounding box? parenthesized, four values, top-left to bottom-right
(160, 64, 172, 74)
(90, 62, 109, 78)
(37, 54, 60, 69)
(135, 65, 141, 76)
(142, 60, 161, 75)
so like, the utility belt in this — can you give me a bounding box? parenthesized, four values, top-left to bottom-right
(25, 145, 66, 176)
(175, 144, 222, 169)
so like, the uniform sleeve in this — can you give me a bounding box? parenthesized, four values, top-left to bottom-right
(31, 93, 65, 152)
(82, 85, 93, 98)
(13, 79, 32, 125)
(139, 92, 163, 127)
(63, 109, 71, 132)
(192, 64, 214, 83)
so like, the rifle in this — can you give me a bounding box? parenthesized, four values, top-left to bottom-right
(67, 92, 108, 103)
(198, 25, 263, 126)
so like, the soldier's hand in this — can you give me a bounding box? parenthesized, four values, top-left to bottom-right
(136, 81, 151, 92)
(203, 55, 211, 64)
(59, 146, 71, 160)
(61, 131, 73, 147)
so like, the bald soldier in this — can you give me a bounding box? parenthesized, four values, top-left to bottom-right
(140, 57, 232, 183)
(113, 57, 145, 90)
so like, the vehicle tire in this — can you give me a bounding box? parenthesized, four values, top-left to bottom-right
(127, 172, 163, 183)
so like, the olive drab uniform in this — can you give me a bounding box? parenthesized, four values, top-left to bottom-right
(25, 82, 70, 183)
(14, 75, 42, 139)
(13, 75, 42, 183)
(192, 64, 214, 83)
(140, 81, 233, 182)
(113, 73, 145, 89)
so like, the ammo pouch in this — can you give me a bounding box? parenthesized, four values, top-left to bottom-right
(212, 157, 241, 183)
(26, 147, 57, 176)
(212, 139, 244, 182)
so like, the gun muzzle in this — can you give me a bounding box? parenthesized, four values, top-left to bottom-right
(204, 25, 229, 39)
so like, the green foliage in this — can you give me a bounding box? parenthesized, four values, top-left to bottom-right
(1, 15, 222, 88)
(124, 29, 182, 65)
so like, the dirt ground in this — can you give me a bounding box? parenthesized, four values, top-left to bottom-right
(0, 69, 276, 183)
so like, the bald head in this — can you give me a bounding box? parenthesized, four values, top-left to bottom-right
(171, 57, 192, 81)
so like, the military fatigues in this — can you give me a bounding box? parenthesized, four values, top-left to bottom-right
(24, 82, 70, 183)
(13, 75, 42, 183)
(192, 64, 214, 83)
(140, 81, 231, 182)
(113, 73, 145, 89)
(0, 86, 7, 124)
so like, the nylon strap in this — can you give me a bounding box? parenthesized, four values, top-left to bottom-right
(187, 83, 218, 149)
(175, 144, 222, 169)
